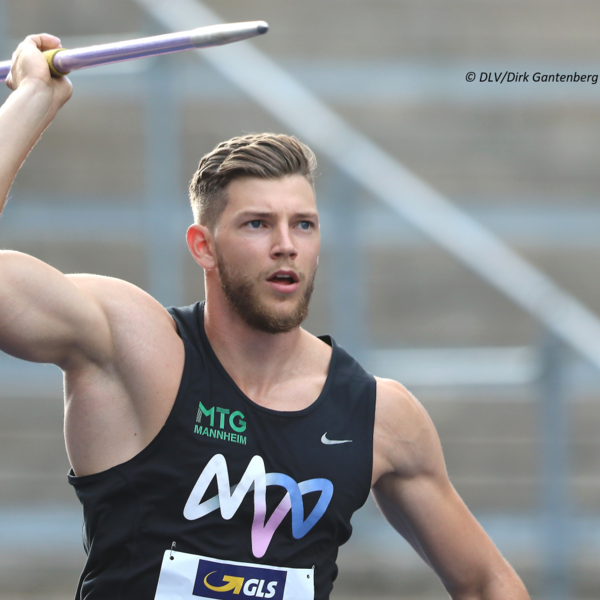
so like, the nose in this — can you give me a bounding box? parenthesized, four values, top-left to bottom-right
(271, 223, 297, 260)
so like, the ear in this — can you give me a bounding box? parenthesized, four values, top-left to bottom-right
(187, 224, 217, 270)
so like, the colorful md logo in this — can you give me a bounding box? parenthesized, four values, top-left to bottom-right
(184, 454, 334, 558)
(193, 558, 286, 600)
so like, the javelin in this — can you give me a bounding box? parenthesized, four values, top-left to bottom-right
(0, 21, 268, 82)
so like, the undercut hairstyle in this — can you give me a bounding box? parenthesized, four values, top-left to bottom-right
(189, 133, 317, 231)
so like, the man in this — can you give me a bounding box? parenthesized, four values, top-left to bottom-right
(1, 35, 529, 600)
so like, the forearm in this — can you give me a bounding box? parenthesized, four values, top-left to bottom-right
(449, 563, 530, 600)
(1, 34, 72, 212)
(0, 79, 60, 211)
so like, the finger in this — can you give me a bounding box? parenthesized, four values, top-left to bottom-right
(22, 33, 63, 52)
(11, 34, 62, 62)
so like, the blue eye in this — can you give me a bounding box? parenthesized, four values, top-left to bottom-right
(248, 220, 262, 229)
(298, 221, 311, 230)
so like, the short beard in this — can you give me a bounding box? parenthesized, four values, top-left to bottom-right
(215, 248, 316, 334)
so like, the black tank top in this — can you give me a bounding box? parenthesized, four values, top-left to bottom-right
(68, 302, 376, 600)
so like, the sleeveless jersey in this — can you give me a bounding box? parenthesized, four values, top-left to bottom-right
(68, 302, 376, 600)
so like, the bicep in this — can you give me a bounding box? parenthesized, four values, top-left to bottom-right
(0, 251, 110, 367)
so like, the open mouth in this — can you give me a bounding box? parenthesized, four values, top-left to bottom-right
(267, 271, 299, 286)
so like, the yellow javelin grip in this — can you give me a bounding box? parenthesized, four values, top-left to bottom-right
(42, 48, 70, 77)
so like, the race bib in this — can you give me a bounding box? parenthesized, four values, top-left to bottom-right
(154, 550, 314, 600)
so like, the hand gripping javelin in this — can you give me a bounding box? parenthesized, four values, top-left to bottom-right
(0, 21, 268, 82)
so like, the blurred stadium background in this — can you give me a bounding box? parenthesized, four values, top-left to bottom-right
(2, 0, 600, 598)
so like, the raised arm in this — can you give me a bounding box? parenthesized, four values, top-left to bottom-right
(0, 34, 187, 480)
(371, 378, 529, 600)
(1, 34, 72, 205)
(0, 35, 111, 370)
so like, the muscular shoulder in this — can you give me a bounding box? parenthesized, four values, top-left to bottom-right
(68, 274, 175, 329)
(64, 275, 185, 475)
(66, 274, 181, 372)
(0, 255, 177, 370)
(372, 377, 445, 485)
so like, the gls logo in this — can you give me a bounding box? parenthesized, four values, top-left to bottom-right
(193, 558, 286, 600)
(184, 454, 334, 558)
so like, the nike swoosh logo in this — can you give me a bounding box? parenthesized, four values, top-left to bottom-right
(321, 432, 352, 445)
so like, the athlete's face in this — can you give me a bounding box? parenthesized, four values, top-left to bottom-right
(212, 175, 320, 334)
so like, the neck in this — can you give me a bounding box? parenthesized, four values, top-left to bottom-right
(203, 283, 312, 404)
